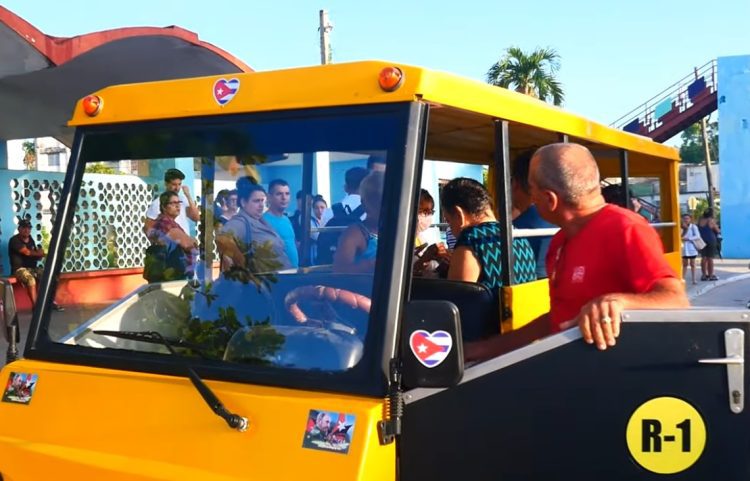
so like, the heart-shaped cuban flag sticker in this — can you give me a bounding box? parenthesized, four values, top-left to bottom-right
(409, 330, 453, 368)
(213, 78, 240, 106)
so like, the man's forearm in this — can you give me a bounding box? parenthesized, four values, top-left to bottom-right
(617, 282, 689, 310)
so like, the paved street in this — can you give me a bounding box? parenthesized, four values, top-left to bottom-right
(692, 275, 750, 308)
(684, 258, 750, 302)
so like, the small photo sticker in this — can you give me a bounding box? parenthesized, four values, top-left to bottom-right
(302, 410, 356, 454)
(2, 372, 38, 405)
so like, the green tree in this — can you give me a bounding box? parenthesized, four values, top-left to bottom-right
(21, 140, 37, 170)
(679, 121, 718, 164)
(84, 162, 119, 174)
(486, 47, 564, 106)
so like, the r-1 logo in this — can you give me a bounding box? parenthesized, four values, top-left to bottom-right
(642, 418, 691, 452)
(626, 397, 706, 474)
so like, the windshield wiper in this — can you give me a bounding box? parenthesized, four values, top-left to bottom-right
(92, 330, 211, 358)
(94, 329, 248, 432)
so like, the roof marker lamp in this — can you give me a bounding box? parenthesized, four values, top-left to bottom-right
(378, 66, 404, 92)
(82, 95, 103, 117)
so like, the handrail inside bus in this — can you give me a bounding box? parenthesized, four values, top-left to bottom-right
(427, 222, 675, 239)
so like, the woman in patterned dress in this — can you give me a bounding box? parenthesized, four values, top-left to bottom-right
(441, 177, 536, 289)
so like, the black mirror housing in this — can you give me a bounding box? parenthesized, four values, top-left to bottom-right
(401, 300, 463, 388)
(0, 280, 18, 343)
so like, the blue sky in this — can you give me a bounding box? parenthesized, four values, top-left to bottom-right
(4, 0, 748, 127)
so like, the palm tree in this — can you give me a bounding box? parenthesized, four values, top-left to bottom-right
(486, 47, 564, 106)
(21, 140, 37, 170)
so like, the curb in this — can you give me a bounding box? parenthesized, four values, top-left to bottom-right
(688, 272, 750, 300)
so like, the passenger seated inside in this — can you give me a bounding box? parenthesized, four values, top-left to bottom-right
(441, 177, 536, 289)
(333, 171, 384, 274)
(413, 188, 450, 278)
(217, 177, 292, 273)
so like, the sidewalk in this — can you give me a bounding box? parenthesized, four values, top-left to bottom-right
(684, 258, 750, 300)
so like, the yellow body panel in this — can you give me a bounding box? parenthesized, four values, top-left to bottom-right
(0, 360, 394, 481)
(501, 279, 551, 332)
(68, 61, 678, 162)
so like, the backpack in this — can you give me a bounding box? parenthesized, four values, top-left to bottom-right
(315, 202, 365, 264)
(143, 243, 187, 282)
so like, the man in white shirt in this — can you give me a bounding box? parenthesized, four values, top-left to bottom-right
(322, 166, 368, 225)
(144, 168, 200, 233)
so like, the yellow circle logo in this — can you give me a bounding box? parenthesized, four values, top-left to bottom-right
(626, 397, 706, 474)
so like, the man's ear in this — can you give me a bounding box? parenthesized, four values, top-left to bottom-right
(543, 189, 559, 212)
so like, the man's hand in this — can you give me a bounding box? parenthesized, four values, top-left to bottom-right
(567, 295, 624, 351)
(182, 185, 200, 222)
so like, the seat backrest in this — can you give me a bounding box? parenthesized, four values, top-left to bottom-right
(410, 278, 499, 342)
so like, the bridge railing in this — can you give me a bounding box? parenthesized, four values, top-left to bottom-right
(611, 59, 716, 135)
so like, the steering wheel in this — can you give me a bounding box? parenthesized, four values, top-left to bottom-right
(284, 285, 371, 334)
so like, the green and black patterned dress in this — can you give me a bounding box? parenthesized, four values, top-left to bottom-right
(455, 221, 537, 289)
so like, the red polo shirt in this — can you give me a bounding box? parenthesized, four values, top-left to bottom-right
(546, 204, 677, 331)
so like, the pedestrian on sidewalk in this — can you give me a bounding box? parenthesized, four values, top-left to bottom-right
(698, 208, 721, 281)
(681, 213, 701, 285)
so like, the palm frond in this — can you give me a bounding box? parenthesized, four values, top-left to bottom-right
(485, 46, 564, 105)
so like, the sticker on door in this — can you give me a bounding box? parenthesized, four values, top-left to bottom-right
(625, 396, 706, 474)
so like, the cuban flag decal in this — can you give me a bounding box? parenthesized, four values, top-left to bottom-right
(409, 330, 453, 368)
(213, 78, 240, 106)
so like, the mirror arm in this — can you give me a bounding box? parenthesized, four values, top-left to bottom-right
(6, 320, 19, 364)
(378, 358, 404, 445)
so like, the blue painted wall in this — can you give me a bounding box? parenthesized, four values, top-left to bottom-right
(718, 55, 750, 258)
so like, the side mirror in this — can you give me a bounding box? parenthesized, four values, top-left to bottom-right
(0, 280, 18, 343)
(401, 300, 463, 388)
(1, 280, 20, 363)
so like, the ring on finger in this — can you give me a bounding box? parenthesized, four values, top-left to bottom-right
(600, 315, 612, 324)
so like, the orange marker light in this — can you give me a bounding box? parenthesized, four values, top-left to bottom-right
(82, 95, 103, 116)
(378, 67, 404, 92)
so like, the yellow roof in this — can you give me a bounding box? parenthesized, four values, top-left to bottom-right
(69, 60, 678, 160)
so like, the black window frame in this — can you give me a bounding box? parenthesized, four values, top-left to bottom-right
(25, 102, 422, 398)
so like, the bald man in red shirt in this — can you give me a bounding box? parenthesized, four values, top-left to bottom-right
(466, 143, 688, 360)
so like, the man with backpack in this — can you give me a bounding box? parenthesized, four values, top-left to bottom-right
(316, 167, 368, 265)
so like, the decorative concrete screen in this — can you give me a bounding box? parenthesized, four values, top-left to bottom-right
(7, 174, 157, 273)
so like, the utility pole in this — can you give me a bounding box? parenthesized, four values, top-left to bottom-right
(319, 10, 333, 65)
(694, 67, 714, 211)
(699, 115, 715, 211)
(695, 68, 715, 211)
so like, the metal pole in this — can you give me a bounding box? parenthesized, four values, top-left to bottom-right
(493, 120, 514, 288)
(319, 10, 333, 65)
(619, 149, 630, 209)
(700, 116, 715, 210)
